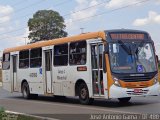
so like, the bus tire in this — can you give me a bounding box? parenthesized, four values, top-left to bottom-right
(32, 94, 38, 99)
(78, 83, 94, 105)
(22, 82, 31, 99)
(118, 97, 131, 103)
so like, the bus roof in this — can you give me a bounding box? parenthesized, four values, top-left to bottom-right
(3, 31, 106, 53)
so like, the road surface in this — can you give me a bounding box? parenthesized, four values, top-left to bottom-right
(0, 86, 160, 120)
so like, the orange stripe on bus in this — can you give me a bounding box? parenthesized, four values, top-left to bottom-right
(105, 54, 114, 98)
(4, 31, 106, 53)
(119, 79, 154, 88)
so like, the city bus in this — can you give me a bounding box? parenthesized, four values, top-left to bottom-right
(2, 29, 160, 104)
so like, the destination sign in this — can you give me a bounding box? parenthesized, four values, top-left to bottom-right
(110, 33, 146, 40)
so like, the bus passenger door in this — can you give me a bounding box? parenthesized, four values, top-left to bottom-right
(12, 55, 18, 92)
(91, 43, 105, 96)
(44, 50, 52, 93)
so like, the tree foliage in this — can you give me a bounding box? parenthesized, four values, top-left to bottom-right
(28, 10, 67, 42)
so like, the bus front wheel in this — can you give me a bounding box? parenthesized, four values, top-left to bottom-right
(118, 97, 131, 103)
(22, 82, 31, 99)
(78, 83, 94, 105)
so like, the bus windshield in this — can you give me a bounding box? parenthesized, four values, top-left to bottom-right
(109, 42, 157, 73)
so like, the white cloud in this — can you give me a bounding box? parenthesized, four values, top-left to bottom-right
(0, 5, 13, 23)
(0, 16, 10, 23)
(0, 5, 14, 32)
(105, 0, 140, 9)
(0, 27, 30, 51)
(133, 11, 160, 26)
(66, 0, 101, 34)
(0, 4, 27, 50)
(0, 27, 5, 32)
(15, 27, 30, 46)
(105, 0, 160, 9)
(71, 1, 98, 22)
(0, 28, 29, 51)
(155, 0, 160, 4)
(0, 5, 13, 15)
(76, 0, 88, 5)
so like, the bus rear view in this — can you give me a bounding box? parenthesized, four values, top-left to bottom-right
(105, 30, 159, 102)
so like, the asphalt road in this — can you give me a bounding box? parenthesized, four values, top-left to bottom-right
(1, 86, 160, 120)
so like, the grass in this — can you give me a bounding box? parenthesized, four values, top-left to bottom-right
(0, 105, 46, 120)
(0, 113, 40, 120)
(0, 107, 41, 120)
(17, 115, 41, 120)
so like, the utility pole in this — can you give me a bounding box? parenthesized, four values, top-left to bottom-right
(80, 28, 84, 34)
(23, 37, 27, 45)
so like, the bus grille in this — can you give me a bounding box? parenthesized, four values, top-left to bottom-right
(119, 75, 153, 82)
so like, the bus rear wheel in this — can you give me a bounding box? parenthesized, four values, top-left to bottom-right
(22, 82, 31, 99)
(78, 83, 94, 105)
(118, 97, 131, 103)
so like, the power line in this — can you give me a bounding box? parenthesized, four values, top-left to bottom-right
(0, 27, 25, 36)
(10, 0, 28, 8)
(0, 0, 74, 35)
(0, 0, 25, 6)
(62, 0, 110, 17)
(0, 0, 151, 40)
(0, 0, 45, 18)
(0, 0, 74, 36)
(66, 0, 151, 24)
(0, 0, 105, 26)
(0, 0, 73, 26)
(52, 0, 73, 7)
(0, 0, 106, 25)
(0, 33, 24, 41)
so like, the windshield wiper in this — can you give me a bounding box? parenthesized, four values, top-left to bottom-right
(118, 40, 131, 55)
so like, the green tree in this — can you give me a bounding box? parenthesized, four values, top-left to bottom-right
(28, 10, 67, 43)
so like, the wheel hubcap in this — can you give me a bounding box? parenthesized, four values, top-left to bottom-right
(81, 88, 87, 99)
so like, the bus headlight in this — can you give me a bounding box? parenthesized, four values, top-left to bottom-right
(112, 76, 121, 87)
(154, 74, 158, 84)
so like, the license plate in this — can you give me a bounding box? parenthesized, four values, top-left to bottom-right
(134, 89, 142, 93)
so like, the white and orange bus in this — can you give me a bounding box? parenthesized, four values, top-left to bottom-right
(2, 29, 159, 104)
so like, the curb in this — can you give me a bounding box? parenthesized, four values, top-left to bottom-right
(5, 110, 59, 120)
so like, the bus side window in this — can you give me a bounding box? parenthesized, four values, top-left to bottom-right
(2, 53, 10, 70)
(30, 48, 42, 68)
(19, 50, 29, 69)
(54, 44, 68, 66)
(69, 41, 86, 65)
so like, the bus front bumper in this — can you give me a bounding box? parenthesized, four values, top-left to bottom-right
(109, 82, 160, 99)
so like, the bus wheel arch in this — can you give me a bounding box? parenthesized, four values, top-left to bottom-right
(75, 79, 85, 96)
(21, 80, 31, 99)
(75, 79, 94, 105)
(21, 79, 28, 92)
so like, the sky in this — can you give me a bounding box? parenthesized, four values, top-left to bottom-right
(0, 0, 160, 56)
